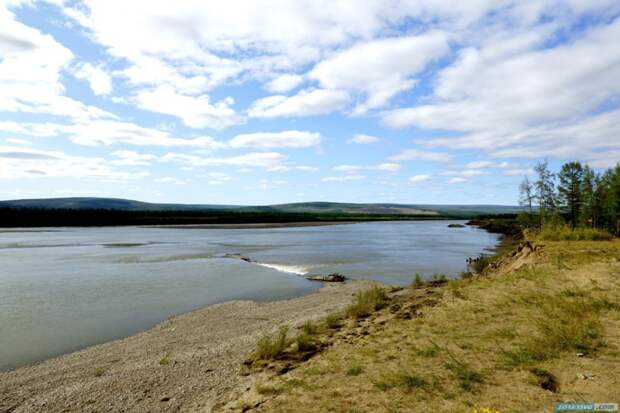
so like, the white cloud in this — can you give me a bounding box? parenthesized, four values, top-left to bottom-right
(155, 177, 185, 185)
(409, 174, 431, 184)
(310, 32, 449, 114)
(442, 169, 485, 177)
(348, 134, 380, 144)
(389, 149, 454, 162)
(377, 163, 400, 172)
(296, 166, 319, 172)
(0, 145, 147, 180)
(73, 62, 112, 95)
(503, 168, 534, 176)
(248, 88, 349, 118)
(161, 151, 287, 170)
(332, 163, 400, 173)
(134, 85, 241, 129)
(229, 130, 320, 149)
(265, 74, 304, 93)
(110, 150, 157, 166)
(322, 175, 366, 182)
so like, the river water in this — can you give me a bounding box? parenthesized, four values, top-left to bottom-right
(0, 220, 499, 370)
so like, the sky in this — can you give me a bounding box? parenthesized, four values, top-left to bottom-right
(0, 0, 619, 205)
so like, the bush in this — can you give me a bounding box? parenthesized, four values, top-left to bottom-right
(538, 225, 613, 241)
(346, 287, 388, 319)
(255, 326, 290, 360)
(470, 255, 493, 273)
(301, 320, 319, 335)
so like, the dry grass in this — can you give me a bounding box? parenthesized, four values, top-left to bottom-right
(254, 326, 290, 360)
(538, 226, 613, 241)
(345, 287, 389, 319)
(246, 239, 620, 412)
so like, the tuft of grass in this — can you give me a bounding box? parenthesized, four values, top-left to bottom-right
(346, 364, 363, 376)
(255, 326, 290, 360)
(538, 226, 613, 241)
(94, 367, 105, 377)
(398, 372, 427, 390)
(448, 280, 468, 299)
(374, 370, 427, 391)
(346, 287, 389, 319)
(431, 273, 448, 282)
(324, 313, 342, 329)
(470, 255, 493, 273)
(445, 362, 483, 392)
(529, 367, 559, 392)
(159, 354, 171, 366)
(417, 345, 439, 358)
(301, 320, 319, 335)
(295, 332, 317, 352)
(412, 273, 425, 288)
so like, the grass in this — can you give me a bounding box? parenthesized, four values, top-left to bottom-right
(94, 367, 105, 377)
(159, 354, 171, 366)
(325, 313, 342, 329)
(538, 225, 613, 241)
(295, 332, 317, 352)
(255, 326, 290, 360)
(345, 286, 388, 319)
(412, 273, 424, 288)
(470, 254, 493, 273)
(301, 320, 319, 335)
(247, 239, 620, 412)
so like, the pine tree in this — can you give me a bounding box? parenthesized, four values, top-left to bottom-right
(558, 162, 583, 228)
(534, 160, 556, 226)
(579, 165, 596, 227)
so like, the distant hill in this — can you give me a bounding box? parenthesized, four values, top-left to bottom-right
(0, 197, 523, 217)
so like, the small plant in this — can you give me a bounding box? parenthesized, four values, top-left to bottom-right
(159, 354, 171, 366)
(325, 313, 342, 329)
(412, 273, 425, 288)
(445, 362, 483, 392)
(301, 320, 319, 335)
(398, 372, 427, 389)
(346, 287, 388, 319)
(529, 367, 559, 392)
(255, 326, 290, 360)
(94, 367, 105, 377)
(295, 332, 317, 352)
(431, 273, 448, 282)
(417, 345, 439, 358)
(470, 255, 492, 273)
(346, 364, 363, 376)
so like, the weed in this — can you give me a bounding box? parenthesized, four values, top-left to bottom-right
(346, 287, 388, 319)
(94, 367, 105, 377)
(301, 320, 319, 335)
(470, 255, 493, 273)
(398, 372, 427, 389)
(417, 345, 439, 358)
(159, 354, 171, 366)
(255, 326, 290, 360)
(445, 362, 483, 392)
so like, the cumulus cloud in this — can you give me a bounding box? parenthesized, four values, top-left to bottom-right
(229, 130, 320, 149)
(161, 151, 287, 170)
(332, 163, 400, 173)
(265, 74, 304, 93)
(248, 88, 349, 118)
(310, 32, 450, 114)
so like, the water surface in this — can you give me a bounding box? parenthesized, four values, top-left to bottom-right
(0, 221, 498, 370)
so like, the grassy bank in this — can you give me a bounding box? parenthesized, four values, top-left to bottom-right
(230, 237, 620, 412)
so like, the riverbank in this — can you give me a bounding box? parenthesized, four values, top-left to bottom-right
(0, 280, 379, 412)
(230, 239, 620, 412)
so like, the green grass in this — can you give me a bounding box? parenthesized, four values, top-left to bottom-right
(470, 255, 493, 273)
(324, 313, 342, 329)
(301, 320, 319, 335)
(295, 332, 317, 352)
(412, 273, 424, 288)
(346, 364, 363, 376)
(255, 326, 290, 360)
(538, 226, 613, 241)
(445, 362, 483, 392)
(345, 287, 389, 319)
(94, 367, 105, 377)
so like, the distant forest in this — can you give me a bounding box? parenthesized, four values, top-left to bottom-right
(0, 208, 450, 228)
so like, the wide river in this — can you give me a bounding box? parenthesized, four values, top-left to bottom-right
(0, 220, 498, 371)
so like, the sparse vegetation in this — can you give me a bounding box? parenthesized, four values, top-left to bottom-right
(324, 313, 342, 329)
(301, 320, 319, 335)
(411, 273, 424, 288)
(255, 326, 290, 360)
(94, 367, 105, 377)
(470, 254, 493, 273)
(294, 332, 317, 352)
(346, 364, 363, 376)
(537, 225, 613, 241)
(159, 354, 171, 366)
(345, 286, 388, 319)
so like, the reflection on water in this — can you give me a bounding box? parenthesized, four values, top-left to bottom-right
(0, 221, 498, 371)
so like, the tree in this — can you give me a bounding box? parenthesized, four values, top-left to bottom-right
(519, 176, 534, 214)
(579, 165, 596, 227)
(534, 160, 556, 226)
(558, 161, 583, 228)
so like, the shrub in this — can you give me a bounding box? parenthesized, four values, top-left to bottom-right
(255, 326, 290, 360)
(346, 287, 388, 319)
(470, 255, 492, 273)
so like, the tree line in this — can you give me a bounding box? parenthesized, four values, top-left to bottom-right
(519, 160, 620, 235)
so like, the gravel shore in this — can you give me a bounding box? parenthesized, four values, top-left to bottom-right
(0, 280, 375, 412)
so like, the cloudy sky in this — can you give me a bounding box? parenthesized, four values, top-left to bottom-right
(1, 1, 619, 205)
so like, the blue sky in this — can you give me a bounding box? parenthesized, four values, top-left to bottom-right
(1, 1, 619, 205)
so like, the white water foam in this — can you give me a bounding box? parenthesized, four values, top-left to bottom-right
(255, 262, 309, 275)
